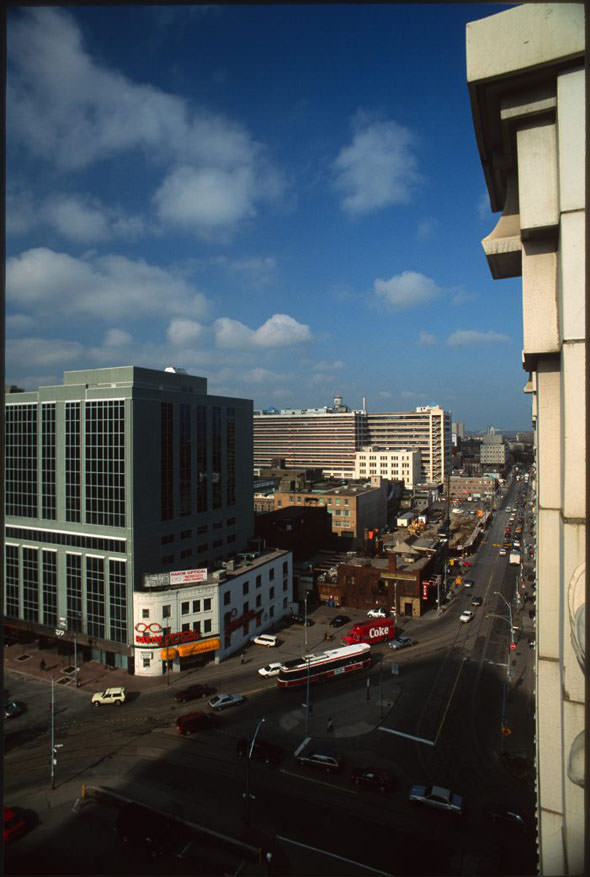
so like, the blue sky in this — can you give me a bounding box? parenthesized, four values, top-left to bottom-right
(6, 3, 529, 431)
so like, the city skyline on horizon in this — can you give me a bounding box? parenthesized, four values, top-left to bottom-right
(6, 4, 531, 431)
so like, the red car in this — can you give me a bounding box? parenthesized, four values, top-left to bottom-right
(3, 808, 27, 844)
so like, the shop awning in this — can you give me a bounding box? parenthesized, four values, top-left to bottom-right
(161, 647, 178, 660)
(177, 637, 221, 658)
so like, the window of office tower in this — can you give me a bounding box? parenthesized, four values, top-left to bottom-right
(226, 407, 236, 506)
(86, 555, 105, 639)
(5, 403, 37, 517)
(180, 404, 192, 516)
(65, 402, 81, 522)
(5, 544, 19, 618)
(197, 405, 208, 512)
(212, 406, 222, 509)
(41, 403, 56, 520)
(85, 401, 125, 527)
(109, 559, 127, 643)
(161, 402, 174, 521)
(42, 550, 57, 627)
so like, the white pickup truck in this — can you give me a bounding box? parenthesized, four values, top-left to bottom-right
(509, 551, 521, 565)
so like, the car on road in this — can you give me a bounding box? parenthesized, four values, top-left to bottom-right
(252, 634, 278, 647)
(290, 614, 314, 626)
(459, 610, 474, 623)
(388, 635, 416, 650)
(367, 608, 388, 618)
(176, 711, 219, 735)
(329, 615, 351, 628)
(296, 751, 343, 773)
(486, 805, 524, 825)
(236, 737, 284, 765)
(91, 686, 127, 707)
(3, 807, 28, 844)
(174, 684, 216, 703)
(208, 693, 245, 711)
(471, 596, 483, 607)
(4, 699, 23, 719)
(409, 784, 463, 814)
(463, 579, 474, 588)
(257, 662, 283, 678)
(499, 548, 507, 556)
(352, 768, 394, 792)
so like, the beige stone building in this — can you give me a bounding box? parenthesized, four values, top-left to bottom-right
(353, 447, 421, 487)
(467, 5, 585, 874)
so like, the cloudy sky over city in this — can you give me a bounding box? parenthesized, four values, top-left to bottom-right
(6, 3, 529, 430)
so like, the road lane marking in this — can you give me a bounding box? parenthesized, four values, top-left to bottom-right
(279, 768, 356, 793)
(377, 727, 435, 746)
(276, 834, 394, 875)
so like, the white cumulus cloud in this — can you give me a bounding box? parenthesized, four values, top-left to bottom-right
(447, 329, 511, 347)
(7, 247, 210, 323)
(167, 319, 203, 346)
(104, 328, 132, 347)
(214, 314, 311, 349)
(8, 8, 285, 239)
(333, 112, 421, 215)
(374, 271, 441, 309)
(419, 331, 436, 346)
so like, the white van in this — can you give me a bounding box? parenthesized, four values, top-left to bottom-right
(252, 633, 278, 648)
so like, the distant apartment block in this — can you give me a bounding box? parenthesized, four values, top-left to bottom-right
(272, 479, 388, 546)
(467, 5, 585, 873)
(354, 447, 421, 488)
(4, 366, 255, 674)
(480, 442, 507, 467)
(254, 403, 451, 483)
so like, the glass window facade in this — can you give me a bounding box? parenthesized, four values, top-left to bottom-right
(212, 406, 222, 509)
(86, 556, 105, 639)
(42, 550, 57, 626)
(161, 402, 174, 521)
(66, 553, 82, 626)
(5, 545, 19, 618)
(41, 404, 56, 520)
(180, 403, 192, 516)
(85, 401, 125, 527)
(65, 402, 81, 522)
(226, 407, 236, 506)
(22, 547, 39, 622)
(6, 404, 38, 517)
(109, 559, 127, 644)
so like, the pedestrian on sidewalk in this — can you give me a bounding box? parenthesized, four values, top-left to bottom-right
(240, 651, 246, 665)
(40, 658, 46, 671)
(327, 716, 334, 733)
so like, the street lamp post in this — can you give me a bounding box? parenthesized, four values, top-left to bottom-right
(304, 657, 311, 735)
(494, 592, 515, 649)
(304, 591, 309, 654)
(243, 717, 265, 824)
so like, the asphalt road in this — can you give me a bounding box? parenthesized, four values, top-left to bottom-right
(4, 481, 536, 876)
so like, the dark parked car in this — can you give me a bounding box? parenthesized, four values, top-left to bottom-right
(351, 768, 394, 793)
(174, 684, 216, 704)
(486, 805, 524, 825)
(236, 737, 284, 765)
(4, 700, 23, 719)
(176, 711, 219, 735)
(329, 615, 350, 628)
(290, 615, 314, 626)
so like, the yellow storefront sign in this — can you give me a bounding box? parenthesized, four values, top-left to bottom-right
(177, 637, 221, 658)
(161, 647, 178, 661)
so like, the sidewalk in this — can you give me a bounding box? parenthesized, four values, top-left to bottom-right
(3, 641, 162, 695)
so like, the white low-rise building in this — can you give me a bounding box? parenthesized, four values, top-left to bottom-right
(133, 549, 292, 676)
(354, 447, 421, 488)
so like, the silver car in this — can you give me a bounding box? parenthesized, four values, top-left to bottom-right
(208, 693, 245, 711)
(409, 784, 463, 814)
